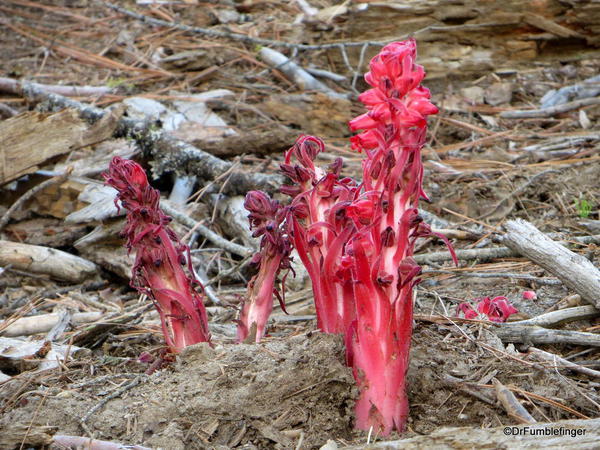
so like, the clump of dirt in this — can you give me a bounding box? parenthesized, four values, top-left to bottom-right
(1, 333, 355, 449)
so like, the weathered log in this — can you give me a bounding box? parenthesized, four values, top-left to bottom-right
(502, 219, 600, 309)
(0, 240, 97, 282)
(0, 108, 117, 185)
(340, 1, 599, 80)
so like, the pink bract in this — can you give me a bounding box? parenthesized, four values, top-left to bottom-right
(457, 296, 519, 323)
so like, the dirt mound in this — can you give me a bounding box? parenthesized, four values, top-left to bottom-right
(1, 333, 355, 449)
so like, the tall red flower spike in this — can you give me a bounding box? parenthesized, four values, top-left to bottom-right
(103, 157, 210, 351)
(345, 38, 455, 435)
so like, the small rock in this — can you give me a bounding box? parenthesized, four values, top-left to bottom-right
(460, 86, 484, 104)
(485, 82, 513, 106)
(123, 97, 167, 121)
(320, 440, 339, 450)
(214, 9, 241, 24)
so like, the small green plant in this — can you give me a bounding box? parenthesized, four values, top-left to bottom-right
(106, 77, 133, 90)
(575, 196, 593, 218)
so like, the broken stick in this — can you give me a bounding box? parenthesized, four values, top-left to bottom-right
(0, 241, 97, 282)
(502, 219, 600, 309)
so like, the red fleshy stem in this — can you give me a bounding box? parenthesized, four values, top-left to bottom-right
(103, 157, 210, 351)
(237, 191, 292, 343)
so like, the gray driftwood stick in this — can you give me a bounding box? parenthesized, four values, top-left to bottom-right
(493, 325, 600, 347)
(0, 240, 97, 282)
(512, 305, 600, 327)
(16, 80, 283, 195)
(529, 347, 600, 379)
(0, 312, 102, 337)
(340, 418, 599, 449)
(500, 96, 600, 119)
(502, 219, 600, 308)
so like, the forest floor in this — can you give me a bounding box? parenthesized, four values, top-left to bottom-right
(1, 1, 600, 449)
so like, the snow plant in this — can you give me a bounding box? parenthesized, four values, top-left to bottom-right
(104, 157, 211, 351)
(237, 191, 292, 343)
(239, 39, 456, 435)
(457, 296, 518, 323)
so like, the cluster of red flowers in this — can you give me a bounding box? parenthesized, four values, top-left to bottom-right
(458, 296, 518, 323)
(241, 39, 455, 435)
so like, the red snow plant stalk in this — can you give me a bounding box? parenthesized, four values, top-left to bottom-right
(104, 157, 210, 352)
(237, 191, 292, 343)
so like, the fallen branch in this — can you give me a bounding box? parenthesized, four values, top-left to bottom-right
(511, 305, 600, 327)
(414, 246, 515, 264)
(493, 325, 600, 347)
(502, 219, 600, 309)
(541, 74, 600, 108)
(161, 203, 251, 257)
(14, 79, 283, 195)
(529, 347, 600, 379)
(493, 377, 536, 424)
(259, 47, 344, 98)
(0, 241, 97, 282)
(500, 97, 600, 119)
(423, 269, 561, 286)
(0, 312, 102, 337)
(442, 374, 496, 405)
(0, 76, 114, 97)
(194, 127, 298, 158)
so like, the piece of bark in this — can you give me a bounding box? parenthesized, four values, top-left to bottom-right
(0, 240, 97, 282)
(0, 424, 55, 449)
(502, 219, 600, 309)
(340, 419, 599, 449)
(0, 106, 123, 185)
(0, 110, 81, 185)
(0, 312, 102, 337)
